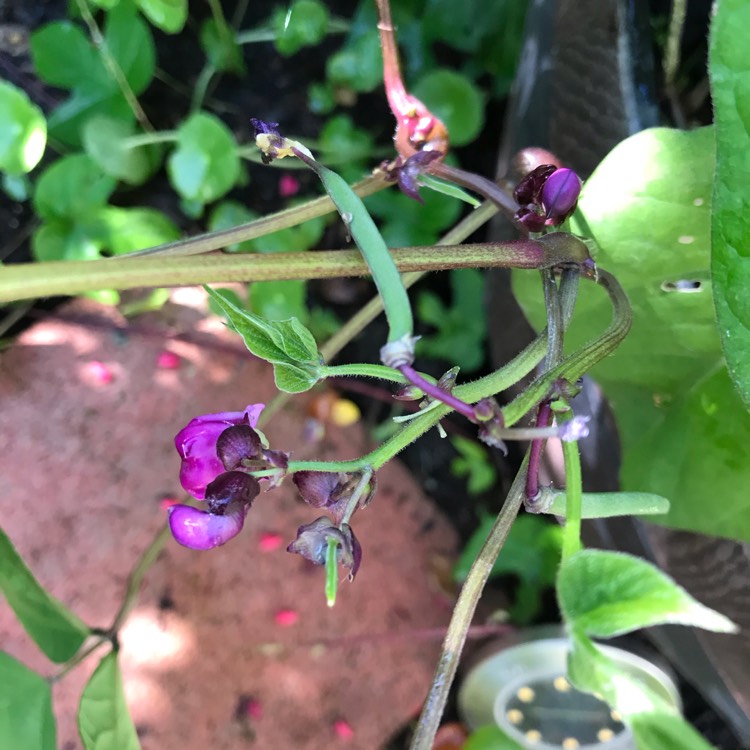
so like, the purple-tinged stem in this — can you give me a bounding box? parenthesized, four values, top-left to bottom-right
(525, 401, 553, 503)
(398, 364, 477, 422)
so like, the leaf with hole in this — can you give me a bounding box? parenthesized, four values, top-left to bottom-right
(206, 286, 321, 393)
(0, 652, 56, 750)
(78, 652, 141, 750)
(512, 127, 750, 541)
(0, 81, 47, 175)
(709, 0, 750, 409)
(0, 527, 89, 663)
(558, 549, 737, 637)
(168, 113, 240, 204)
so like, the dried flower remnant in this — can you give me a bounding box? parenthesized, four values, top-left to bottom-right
(287, 517, 362, 580)
(383, 151, 442, 202)
(293, 470, 376, 523)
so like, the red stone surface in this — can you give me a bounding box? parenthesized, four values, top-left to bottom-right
(0, 291, 458, 749)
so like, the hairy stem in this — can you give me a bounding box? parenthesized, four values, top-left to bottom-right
(560, 414, 583, 560)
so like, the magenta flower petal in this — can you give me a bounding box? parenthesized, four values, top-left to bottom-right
(541, 168, 582, 223)
(174, 404, 264, 499)
(168, 504, 247, 550)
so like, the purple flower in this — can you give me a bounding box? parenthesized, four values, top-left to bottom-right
(287, 517, 362, 580)
(513, 164, 557, 206)
(168, 471, 260, 550)
(541, 168, 581, 224)
(512, 165, 582, 231)
(175, 404, 264, 499)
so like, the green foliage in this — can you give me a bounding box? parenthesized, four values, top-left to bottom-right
(709, 0, 750, 408)
(413, 69, 484, 146)
(630, 711, 718, 750)
(167, 112, 241, 205)
(0, 652, 56, 750)
(558, 549, 737, 638)
(0, 527, 89, 663)
(454, 514, 562, 624)
(82, 116, 157, 185)
(206, 286, 322, 393)
(513, 127, 750, 542)
(326, 28, 383, 93)
(273, 0, 329, 56)
(417, 269, 486, 372)
(463, 725, 524, 750)
(249, 279, 308, 321)
(31, 2, 155, 147)
(135, 0, 188, 33)
(0, 81, 47, 175)
(200, 18, 244, 73)
(450, 436, 497, 495)
(319, 114, 374, 171)
(78, 652, 141, 750)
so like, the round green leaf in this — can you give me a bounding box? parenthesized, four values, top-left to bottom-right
(167, 112, 240, 203)
(0, 652, 56, 750)
(412, 69, 484, 146)
(33, 154, 116, 221)
(135, 0, 187, 33)
(319, 114, 374, 163)
(0, 81, 47, 174)
(105, 1, 156, 95)
(273, 0, 329, 56)
(200, 18, 244, 73)
(83, 116, 152, 184)
(326, 29, 383, 93)
(208, 201, 258, 252)
(30, 22, 101, 89)
(32, 220, 104, 262)
(96, 206, 180, 254)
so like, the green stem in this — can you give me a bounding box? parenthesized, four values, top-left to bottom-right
(110, 526, 170, 633)
(49, 636, 109, 684)
(0, 236, 590, 304)
(320, 363, 409, 383)
(121, 131, 178, 148)
(560, 418, 583, 560)
(325, 538, 339, 608)
(235, 18, 349, 45)
(409, 453, 529, 750)
(191, 64, 217, 112)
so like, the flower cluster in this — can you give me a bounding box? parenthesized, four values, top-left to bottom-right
(513, 165, 582, 232)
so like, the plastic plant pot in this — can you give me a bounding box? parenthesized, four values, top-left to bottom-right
(458, 632, 681, 750)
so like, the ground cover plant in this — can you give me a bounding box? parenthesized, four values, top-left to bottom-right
(1, 0, 749, 748)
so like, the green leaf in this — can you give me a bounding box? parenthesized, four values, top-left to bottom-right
(273, 0, 329, 56)
(95, 207, 180, 254)
(83, 116, 153, 184)
(326, 28, 383, 93)
(34, 154, 116, 222)
(207, 201, 258, 252)
(0, 652, 56, 750)
(250, 279, 309, 322)
(413, 69, 484, 146)
(31, 220, 104, 262)
(78, 652, 141, 750)
(104, 1, 155, 95)
(48, 89, 133, 149)
(135, 0, 187, 33)
(168, 113, 240, 204)
(558, 549, 737, 637)
(206, 286, 321, 393)
(200, 18, 244, 73)
(450, 435, 497, 495)
(630, 711, 718, 750)
(0, 527, 89, 662)
(512, 127, 750, 541)
(567, 627, 676, 717)
(0, 81, 47, 175)
(319, 114, 374, 164)
(709, 0, 750, 408)
(463, 725, 525, 750)
(30, 22, 103, 89)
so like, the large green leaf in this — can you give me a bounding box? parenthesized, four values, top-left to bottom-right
(0, 652, 56, 750)
(0, 81, 47, 175)
(30, 22, 104, 90)
(83, 117, 155, 185)
(104, 1, 155, 95)
(512, 127, 750, 541)
(630, 711, 718, 750)
(0, 527, 89, 663)
(558, 549, 736, 637)
(78, 652, 141, 750)
(709, 0, 750, 408)
(206, 287, 322, 393)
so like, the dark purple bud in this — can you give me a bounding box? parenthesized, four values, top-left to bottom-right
(514, 206, 547, 233)
(541, 168, 582, 224)
(174, 404, 264, 499)
(168, 504, 247, 550)
(250, 118, 281, 137)
(473, 397, 501, 423)
(216, 424, 262, 470)
(262, 448, 289, 471)
(287, 517, 362, 580)
(293, 470, 375, 523)
(205, 470, 260, 515)
(513, 164, 557, 206)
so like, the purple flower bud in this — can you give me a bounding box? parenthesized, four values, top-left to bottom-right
(287, 517, 362, 579)
(293, 471, 376, 524)
(168, 504, 247, 550)
(216, 424, 262, 471)
(513, 164, 557, 206)
(174, 404, 264, 499)
(205, 470, 260, 516)
(541, 168, 582, 224)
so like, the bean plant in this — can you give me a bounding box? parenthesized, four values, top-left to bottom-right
(1, 0, 749, 749)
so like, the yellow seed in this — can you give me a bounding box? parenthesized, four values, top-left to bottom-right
(553, 676, 571, 692)
(525, 730, 542, 743)
(330, 398, 360, 427)
(562, 739, 580, 749)
(506, 709, 523, 725)
(598, 728, 615, 741)
(517, 686, 535, 703)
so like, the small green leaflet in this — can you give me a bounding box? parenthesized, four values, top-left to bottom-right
(709, 0, 750, 409)
(557, 549, 737, 638)
(0, 652, 56, 750)
(78, 652, 141, 750)
(0, 527, 89, 663)
(206, 286, 322, 393)
(0, 80, 47, 175)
